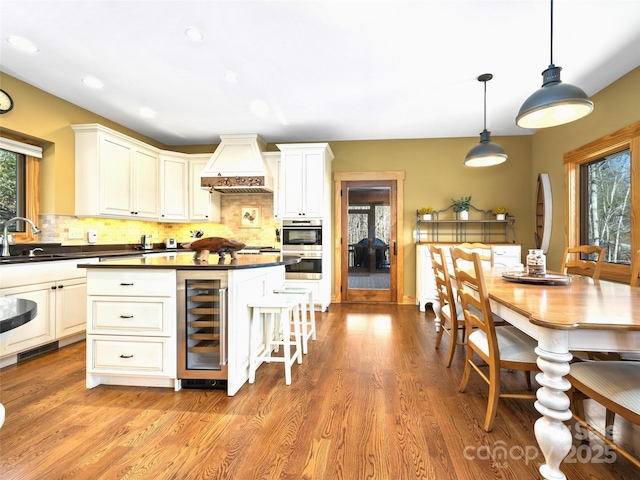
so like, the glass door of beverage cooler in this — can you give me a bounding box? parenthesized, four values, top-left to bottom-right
(177, 274, 228, 379)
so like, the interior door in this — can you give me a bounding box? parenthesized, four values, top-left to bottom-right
(341, 180, 397, 303)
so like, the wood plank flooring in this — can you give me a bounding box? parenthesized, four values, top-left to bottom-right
(1, 303, 638, 479)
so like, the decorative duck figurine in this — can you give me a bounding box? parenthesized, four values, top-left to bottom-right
(181, 237, 246, 262)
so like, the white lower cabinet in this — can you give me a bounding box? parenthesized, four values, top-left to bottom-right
(55, 277, 89, 338)
(89, 336, 173, 374)
(85, 268, 178, 389)
(1, 281, 55, 357)
(0, 259, 96, 367)
(416, 243, 521, 312)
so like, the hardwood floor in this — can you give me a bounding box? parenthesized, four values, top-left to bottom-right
(1, 303, 638, 479)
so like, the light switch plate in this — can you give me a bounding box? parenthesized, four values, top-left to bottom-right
(68, 227, 83, 239)
(87, 230, 98, 244)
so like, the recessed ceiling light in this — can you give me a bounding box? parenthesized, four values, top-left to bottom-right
(184, 27, 204, 41)
(82, 77, 104, 89)
(7, 35, 39, 53)
(139, 107, 156, 118)
(224, 71, 239, 84)
(250, 100, 269, 117)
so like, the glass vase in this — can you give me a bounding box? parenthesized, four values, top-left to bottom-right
(526, 249, 546, 277)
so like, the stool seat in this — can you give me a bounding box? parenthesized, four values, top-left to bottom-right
(248, 295, 302, 385)
(273, 286, 316, 354)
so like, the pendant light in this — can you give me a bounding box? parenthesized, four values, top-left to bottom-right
(464, 73, 507, 167)
(516, 0, 594, 129)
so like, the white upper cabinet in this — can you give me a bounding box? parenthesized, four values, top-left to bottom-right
(189, 155, 221, 222)
(73, 124, 219, 223)
(263, 152, 281, 220)
(74, 124, 159, 220)
(160, 152, 189, 222)
(277, 144, 333, 219)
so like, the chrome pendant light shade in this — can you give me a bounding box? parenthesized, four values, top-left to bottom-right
(516, 0, 594, 129)
(464, 73, 507, 167)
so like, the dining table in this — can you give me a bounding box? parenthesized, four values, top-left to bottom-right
(479, 267, 640, 480)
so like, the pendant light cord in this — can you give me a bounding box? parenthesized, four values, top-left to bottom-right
(550, 0, 554, 65)
(483, 80, 487, 131)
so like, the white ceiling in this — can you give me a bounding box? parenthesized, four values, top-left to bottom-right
(1, 0, 639, 146)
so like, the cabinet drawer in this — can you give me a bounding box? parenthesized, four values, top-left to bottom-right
(87, 269, 175, 296)
(89, 297, 174, 335)
(492, 246, 522, 266)
(88, 336, 174, 375)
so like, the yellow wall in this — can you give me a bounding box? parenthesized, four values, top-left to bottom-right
(330, 136, 533, 293)
(2, 67, 638, 298)
(530, 66, 640, 270)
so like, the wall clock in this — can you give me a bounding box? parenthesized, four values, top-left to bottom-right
(0, 89, 14, 114)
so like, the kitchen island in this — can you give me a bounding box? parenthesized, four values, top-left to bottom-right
(79, 252, 300, 395)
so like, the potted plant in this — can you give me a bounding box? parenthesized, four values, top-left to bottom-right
(492, 206, 509, 221)
(451, 195, 472, 220)
(417, 206, 434, 221)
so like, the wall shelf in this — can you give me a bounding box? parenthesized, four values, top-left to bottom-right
(416, 204, 515, 243)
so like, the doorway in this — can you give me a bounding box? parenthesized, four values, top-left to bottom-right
(334, 172, 404, 303)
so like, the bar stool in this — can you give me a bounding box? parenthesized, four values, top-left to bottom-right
(247, 295, 302, 385)
(273, 286, 316, 354)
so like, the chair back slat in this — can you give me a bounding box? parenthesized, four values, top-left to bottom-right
(560, 245, 605, 280)
(428, 245, 457, 325)
(458, 242, 494, 267)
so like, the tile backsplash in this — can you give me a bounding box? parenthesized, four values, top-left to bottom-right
(37, 193, 280, 248)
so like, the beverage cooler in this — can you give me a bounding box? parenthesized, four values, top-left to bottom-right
(177, 272, 228, 388)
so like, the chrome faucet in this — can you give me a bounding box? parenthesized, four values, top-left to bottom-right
(28, 247, 44, 257)
(1, 217, 41, 257)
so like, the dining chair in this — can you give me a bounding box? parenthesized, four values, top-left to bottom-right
(451, 247, 540, 432)
(630, 248, 640, 287)
(429, 245, 466, 367)
(560, 245, 605, 280)
(567, 361, 640, 468)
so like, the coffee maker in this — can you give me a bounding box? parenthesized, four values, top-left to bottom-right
(141, 234, 153, 250)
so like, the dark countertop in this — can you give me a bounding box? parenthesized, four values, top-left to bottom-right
(0, 297, 37, 334)
(78, 252, 300, 270)
(0, 243, 282, 266)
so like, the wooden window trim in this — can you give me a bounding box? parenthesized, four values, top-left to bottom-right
(1, 133, 41, 243)
(564, 121, 640, 283)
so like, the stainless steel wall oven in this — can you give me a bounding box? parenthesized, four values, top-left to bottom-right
(177, 271, 228, 387)
(282, 219, 322, 251)
(284, 251, 322, 280)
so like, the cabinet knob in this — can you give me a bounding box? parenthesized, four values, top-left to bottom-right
(120, 315, 134, 318)
(120, 283, 134, 286)
(51, 285, 58, 290)
(119, 354, 134, 359)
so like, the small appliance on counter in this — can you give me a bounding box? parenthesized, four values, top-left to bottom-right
(164, 238, 177, 249)
(141, 234, 153, 250)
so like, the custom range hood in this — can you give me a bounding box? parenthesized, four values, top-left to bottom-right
(200, 134, 273, 194)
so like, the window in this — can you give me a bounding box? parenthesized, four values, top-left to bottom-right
(565, 121, 640, 282)
(0, 148, 26, 229)
(0, 137, 42, 241)
(580, 149, 631, 264)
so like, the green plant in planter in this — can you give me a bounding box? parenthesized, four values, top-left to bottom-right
(417, 206, 434, 215)
(492, 206, 509, 215)
(451, 195, 472, 212)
